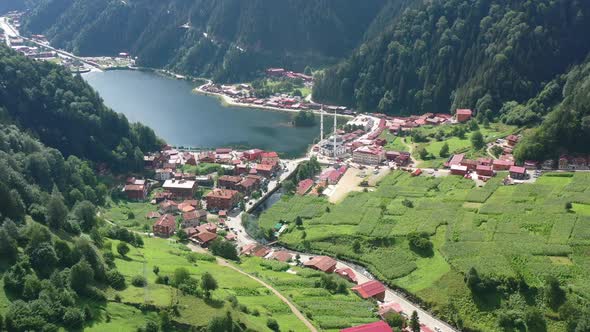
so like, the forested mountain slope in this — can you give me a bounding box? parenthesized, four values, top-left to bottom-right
(0, 46, 160, 172)
(22, 0, 417, 82)
(313, 0, 590, 117)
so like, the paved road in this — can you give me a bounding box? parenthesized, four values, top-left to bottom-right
(187, 244, 318, 332)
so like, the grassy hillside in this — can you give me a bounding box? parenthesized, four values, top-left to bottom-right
(258, 171, 590, 331)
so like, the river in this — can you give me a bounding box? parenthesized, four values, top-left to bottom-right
(83, 70, 335, 158)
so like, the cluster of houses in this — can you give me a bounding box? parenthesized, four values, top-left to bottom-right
(296, 165, 348, 196)
(122, 145, 286, 244)
(445, 153, 528, 181)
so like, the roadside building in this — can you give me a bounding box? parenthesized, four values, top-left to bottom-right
(269, 251, 292, 262)
(386, 151, 411, 165)
(155, 168, 174, 181)
(352, 280, 386, 301)
(154, 191, 173, 203)
(353, 146, 385, 165)
(153, 214, 176, 237)
(450, 164, 469, 176)
(492, 159, 514, 171)
(320, 136, 348, 157)
(509, 166, 528, 180)
(297, 179, 314, 196)
(303, 256, 337, 273)
(476, 165, 494, 177)
(378, 302, 404, 318)
(237, 177, 259, 195)
(255, 163, 275, 178)
(445, 153, 465, 168)
(218, 175, 242, 190)
(456, 109, 473, 123)
(197, 222, 218, 234)
(506, 135, 520, 146)
(339, 321, 392, 332)
(460, 159, 477, 171)
(477, 158, 493, 166)
(162, 180, 197, 199)
(335, 268, 357, 283)
(260, 151, 280, 163)
(205, 189, 240, 211)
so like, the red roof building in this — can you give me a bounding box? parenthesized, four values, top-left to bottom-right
(450, 164, 468, 176)
(340, 321, 392, 332)
(153, 214, 176, 237)
(123, 184, 147, 201)
(205, 189, 240, 211)
(352, 280, 386, 301)
(243, 149, 264, 161)
(445, 154, 465, 167)
(476, 165, 494, 177)
(378, 302, 403, 318)
(255, 163, 275, 177)
(456, 109, 473, 123)
(509, 166, 527, 180)
(218, 175, 242, 190)
(335, 268, 357, 283)
(303, 256, 337, 273)
(193, 231, 217, 246)
(492, 159, 514, 171)
(506, 135, 519, 146)
(297, 179, 314, 196)
(270, 251, 292, 262)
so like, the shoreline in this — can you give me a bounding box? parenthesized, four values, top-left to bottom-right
(193, 84, 353, 118)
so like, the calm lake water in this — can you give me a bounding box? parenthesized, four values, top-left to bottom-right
(83, 70, 332, 157)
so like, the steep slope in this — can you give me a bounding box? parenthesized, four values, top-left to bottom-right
(0, 46, 160, 172)
(514, 55, 590, 161)
(22, 0, 414, 82)
(313, 0, 590, 116)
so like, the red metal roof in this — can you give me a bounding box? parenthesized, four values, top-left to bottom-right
(352, 280, 386, 299)
(303, 256, 337, 272)
(340, 321, 392, 332)
(154, 214, 176, 228)
(509, 166, 527, 174)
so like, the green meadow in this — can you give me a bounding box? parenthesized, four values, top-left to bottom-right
(258, 171, 590, 331)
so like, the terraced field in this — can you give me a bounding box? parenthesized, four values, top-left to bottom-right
(258, 171, 590, 331)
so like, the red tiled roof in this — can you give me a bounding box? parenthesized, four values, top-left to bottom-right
(194, 231, 217, 244)
(206, 189, 239, 199)
(493, 159, 514, 166)
(124, 184, 145, 192)
(352, 280, 386, 299)
(303, 256, 337, 272)
(335, 268, 357, 283)
(270, 251, 292, 262)
(154, 214, 176, 228)
(340, 321, 391, 332)
(261, 151, 279, 159)
(147, 211, 161, 219)
(476, 165, 493, 172)
(378, 302, 403, 316)
(456, 109, 472, 115)
(509, 166, 527, 174)
(447, 154, 465, 166)
(297, 179, 314, 195)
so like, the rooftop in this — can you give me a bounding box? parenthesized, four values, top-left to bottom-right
(352, 280, 386, 299)
(340, 321, 391, 332)
(163, 179, 196, 189)
(206, 188, 239, 199)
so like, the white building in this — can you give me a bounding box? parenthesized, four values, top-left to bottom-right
(352, 145, 385, 165)
(319, 136, 348, 157)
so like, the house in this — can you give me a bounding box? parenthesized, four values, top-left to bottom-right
(477, 158, 493, 166)
(260, 151, 280, 163)
(297, 179, 314, 196)
(197, 222, 217, 234)
(205, 189, 241, 211)
(270, 251, 292, 262)
(450, 165, 468, 176)
(215, 148, 233, 155)
(255, 163, 275, 177)
(181, 210, 207, 228)
(225, 232, 237, 241)
(339, 321, 392, 332)
(456, 109, 473, 123)
(386, 151, 411, 166)
(506, 135, 520, 146)
(146, 211, 161, 219)
(303, 256, 337, 273)
(183, 227, 198, 238)
(123, 184, 147, 201)
(492, 159, 514, 171)
(476, 165, 494, 177)
(252, 246, 271, 258)
(352, 280, 386, 301)
(353, 146, 385, 165)
(195, 175, 214, 187)
(153, 214, 176, 237)
(335, 268, 357, 283)
(155, 168, 174, 181)
(243, 149, 264, 161)
(192, 231, 217, 247)
(240, 243, 259, 256)
(378, 302, 404, 318)
(237, 177, 259, 195)
(524, 160, 539, 169)
(178, 202, 196, 214)
(154, 191, 173, 203)
(445, 154, 465, 167)
(218, 175, 242, 190)
(460, 159, 477, 171)
(509, 166, 528, 180)
(198, 151, 216, 163)
(159, 200, 179, 214)
(162, 180, 197, 199)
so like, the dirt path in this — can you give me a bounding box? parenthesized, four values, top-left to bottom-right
(216, 258, 318, 332)
(187, 245, 317, 332)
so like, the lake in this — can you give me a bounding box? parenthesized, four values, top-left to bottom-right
(83, 70, 334, 157)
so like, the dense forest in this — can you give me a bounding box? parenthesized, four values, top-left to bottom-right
(313, 0, 590, 117)
(0, 46, 161, 172)
(21, 0, 417, 82)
